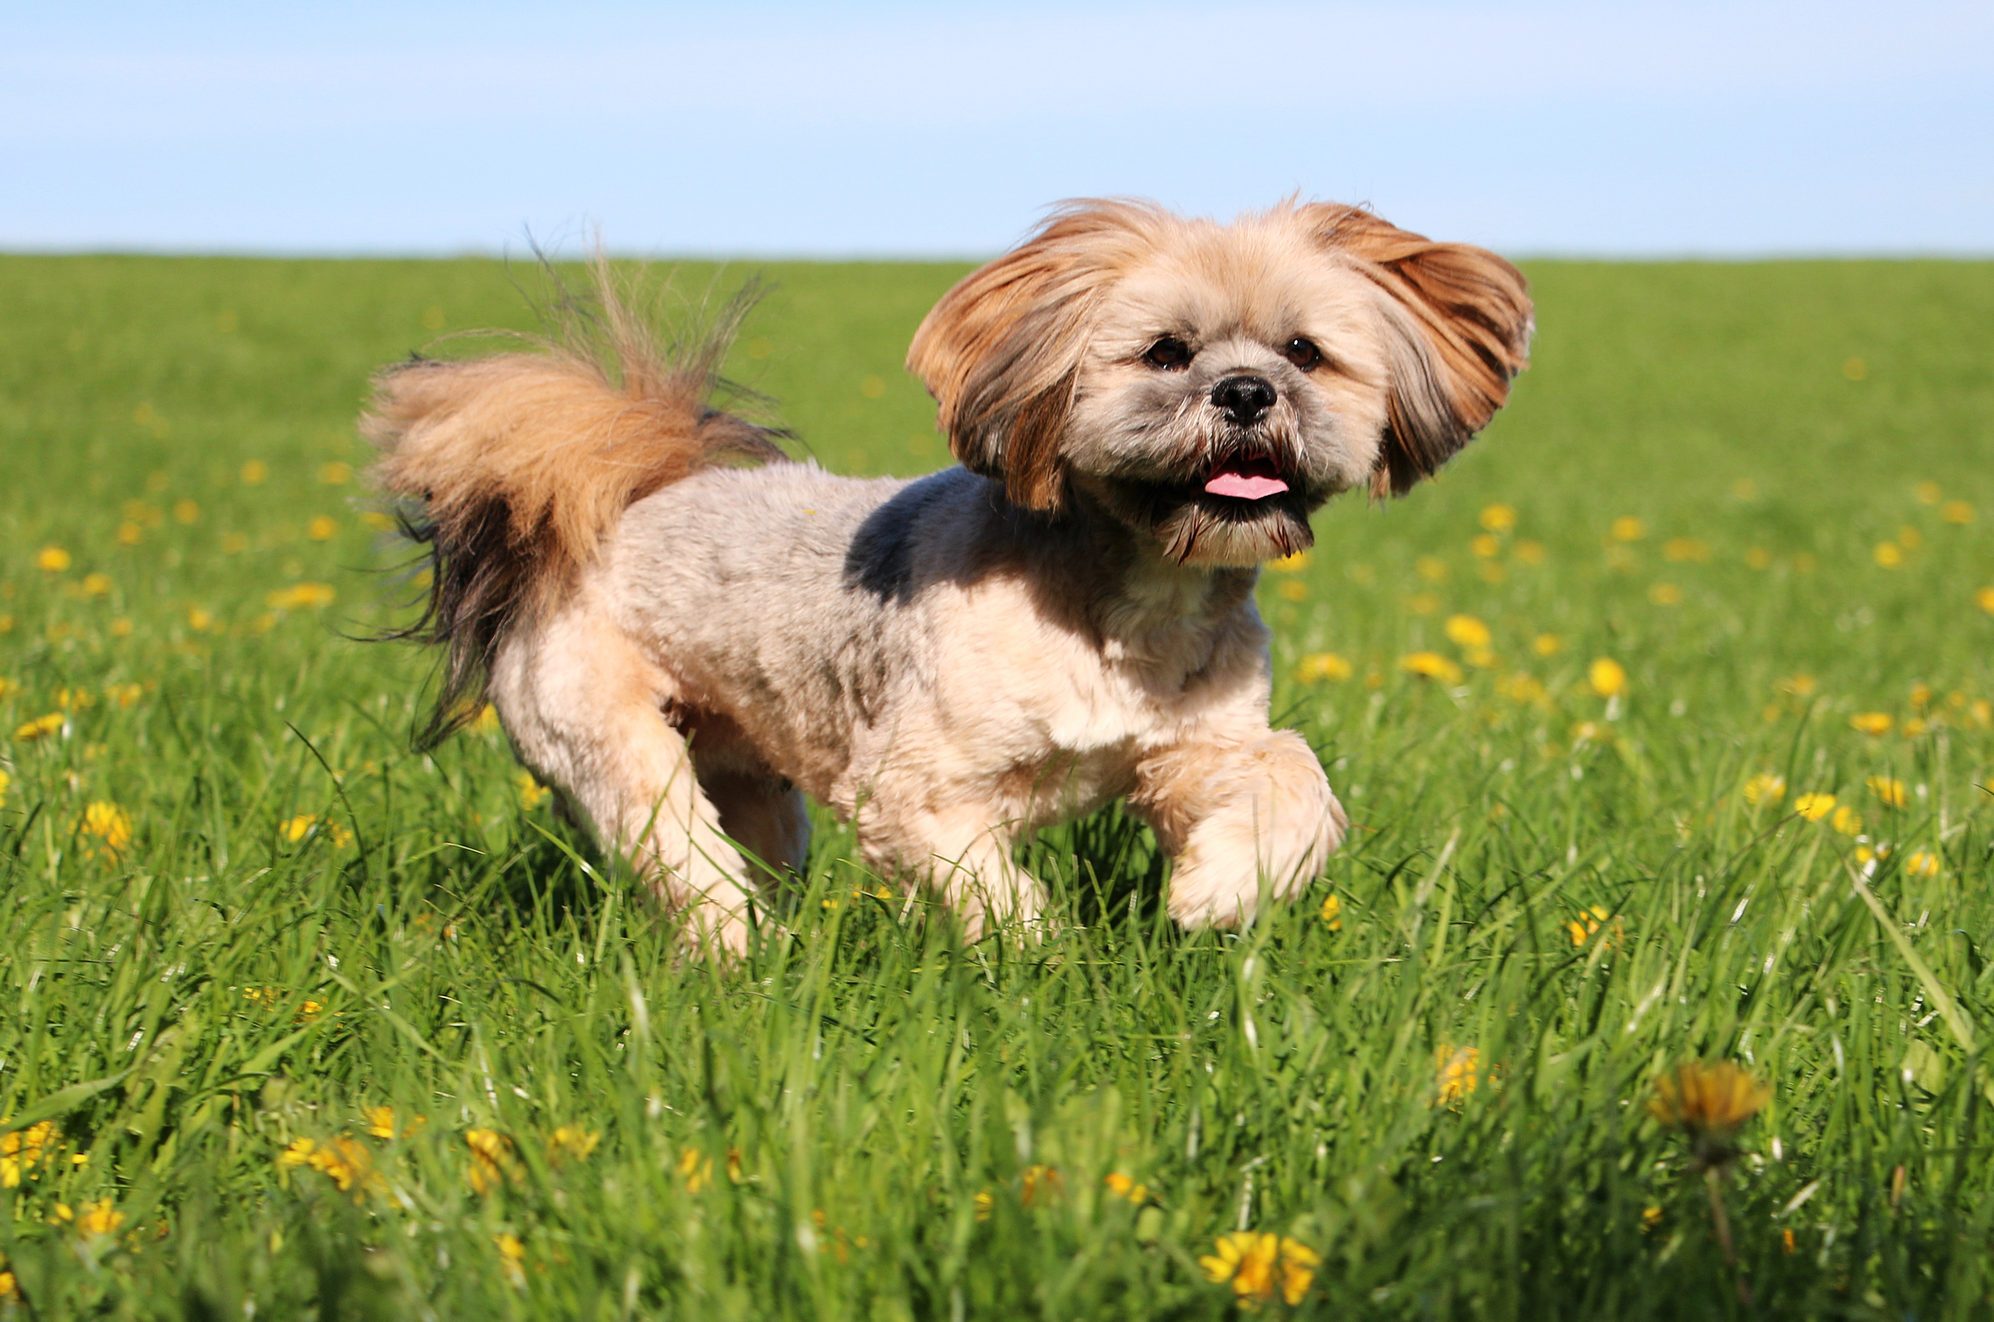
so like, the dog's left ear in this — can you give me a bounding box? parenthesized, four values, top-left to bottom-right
(908, 201, 1154, 511)
(1304, 205, 1533, 498)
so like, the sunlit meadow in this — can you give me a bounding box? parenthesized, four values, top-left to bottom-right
(1, 255, 1990, 1318)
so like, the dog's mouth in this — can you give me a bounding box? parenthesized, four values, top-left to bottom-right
(1199, 454, 1291, 503)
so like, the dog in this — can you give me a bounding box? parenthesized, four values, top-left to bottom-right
(365, 199, 1531, 955)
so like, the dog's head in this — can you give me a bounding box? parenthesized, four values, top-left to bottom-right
(908, 200, 1533, 566)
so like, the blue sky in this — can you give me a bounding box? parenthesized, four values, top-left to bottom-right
(6, 1, 1991, 258)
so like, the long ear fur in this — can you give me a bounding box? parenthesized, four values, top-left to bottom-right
(907, 201, 1158, 511)
(1304, 205, 1533, 498)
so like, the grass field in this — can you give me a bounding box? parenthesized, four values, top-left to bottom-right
(1, 251, 1991, 1319)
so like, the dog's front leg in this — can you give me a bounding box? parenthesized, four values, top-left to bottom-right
(1132, 731, 1346, 929)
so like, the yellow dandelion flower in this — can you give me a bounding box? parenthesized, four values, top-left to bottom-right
(469, 704, 502, 735)
(1976, 586, 1994, 615)
(363, 1106, 424, 1141)
(1268, 550, 1309, 573)
(1662, 537, 1710, 563)
(0, 1261, 16, 1303)
(1849, 712, 1894, 740)
(78, 571, 113, 598)
(15, 712, 65, 741)
(1, 1120, 63, 1188)
(1940, 499, 1975, 525)
(548, 1124, 600, 1165)
(1531, 633, 1562, 658)
(1587, 657, 1627, 699)
(1830, 804, 1863, 836)
(677, 1145, 716, 1193)
(172, 499, 200, 525)
(1478, 503, 1517, 533)
(1648, 582, 1683, 606)
(295, 999, 325, 1024)
(1469, 532, 1502, 559)
(1497, 672, 1546, 705)
(972, 1189, 994, 1222)
(66, 1199, 125, 1238)
(109, 617, 133, 637)
(1443, 614, 1491, 649)
(1318, 893, 1342, 931)
(0, 769, 9, 810)
(306, 516, 338, 541)
(105, 682, 144, 709)
(240, 459, 268, 485)
(1513, 538, 1547, 565)
(279, 814, 353, 847)
(1414, 555, 1448, 583)
(1406, 591, 1441, 616)
(1104, 1172, 1150, 1204)
(1609, 516, 1646, 543)
(495, 1232, 527, 1285)
(1293, 652, 1352, 684)
(187, 605, 215, 632)
(36, 546, 72, 573)
(1199, 1232, 1319, 1308)
(1566, 904, 1622, 949)
(1019, 1164, 1064, 1207)
(288, 1135, 380, 1196)
(1873, 541, 1904, 568)
(1648, 1060, 1768, 1165)
(1400, 651, 1463, 684)
(1778, 674, 1817, 697)
(265, 582, 336, 610)
(318, 461, 353, 486)
(1867, 776, 1908, 809)
(514, 770, 551, 811)
(79, 801, 132, 860)
(1903, 848, 1940, 879)
(1640, 1205, 1663, 1232)
(1275, 579, 1307, 602)
(1914, 480, 1942, 504)
(466, 1128, 518, 1195)
(1435, 1044, 1482, 1105)
(1793, 792, 1836, 822)
(1741, 773, 1787, 806)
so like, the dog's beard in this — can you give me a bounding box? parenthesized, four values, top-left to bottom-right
(1075, 415, 1323, 568)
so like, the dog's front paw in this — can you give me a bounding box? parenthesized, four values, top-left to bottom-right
(1165, 777, 1345, 930)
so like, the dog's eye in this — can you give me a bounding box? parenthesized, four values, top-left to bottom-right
(1281, 337, 1323, 372)
(1143, 337, 1193, 371)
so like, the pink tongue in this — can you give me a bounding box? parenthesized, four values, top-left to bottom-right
(1204, 470, 1290, 500)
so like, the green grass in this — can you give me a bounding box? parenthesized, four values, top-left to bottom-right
(0, 251, 1990, 1319)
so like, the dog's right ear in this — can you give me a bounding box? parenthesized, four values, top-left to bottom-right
(908, 201, 1154, 511)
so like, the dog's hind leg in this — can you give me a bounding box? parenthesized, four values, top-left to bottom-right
(490, 602, 767, 957)
(861, 804, 1048, 943)
(702, 769, 811, 882)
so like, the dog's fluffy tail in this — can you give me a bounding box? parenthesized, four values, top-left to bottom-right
(365, 260, 784, 747)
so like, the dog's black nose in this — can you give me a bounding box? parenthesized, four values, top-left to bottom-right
(1212, 375, 1276, 424)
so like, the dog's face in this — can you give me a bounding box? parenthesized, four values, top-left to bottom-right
(908, 201, 1534, 567)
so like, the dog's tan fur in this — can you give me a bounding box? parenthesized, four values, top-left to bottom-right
(367, 200, 1531, 955)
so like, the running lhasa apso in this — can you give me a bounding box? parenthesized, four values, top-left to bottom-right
(366, 199, 1531, 954)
